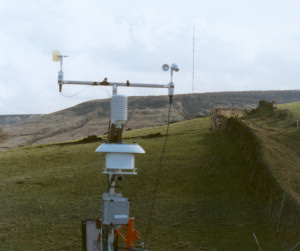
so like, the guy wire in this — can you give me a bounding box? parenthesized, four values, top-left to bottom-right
(144, 100, 172, 245)
(60, 86, 90, 97)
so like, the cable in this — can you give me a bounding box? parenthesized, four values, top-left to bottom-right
(290, 241, 300, 251)
(60, 86, 90, 97)
(124, 98, 139, 128)
(144, 101, 172, 246)
(102, 87, 112, 98)
(61, 86, 111, 98)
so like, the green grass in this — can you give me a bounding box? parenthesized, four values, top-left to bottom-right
(278, 101, 300, 119)
(244, 101, 300, 204)
(0, 117, 291, 250)
(246, 101, 300, 130)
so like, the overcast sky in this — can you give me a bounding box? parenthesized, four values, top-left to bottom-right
(0, 0, 300, 114)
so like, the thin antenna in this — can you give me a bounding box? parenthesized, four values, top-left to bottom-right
(192, 26, 195, 93)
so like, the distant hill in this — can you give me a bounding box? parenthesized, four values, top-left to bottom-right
(0, 114, 42, 126)
(1, 90, 300, 149)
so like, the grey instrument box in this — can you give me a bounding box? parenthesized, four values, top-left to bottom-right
(102, 193, 129, 225)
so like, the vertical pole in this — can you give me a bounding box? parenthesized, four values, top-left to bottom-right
(101, 174, 116, 251)
(108, 173, 116, 250)
(108, 227, 114, 251)
(113, 84, 117, 96)
(59, 56, 63, 71)
(103, 90, 118, 250)
(192, 25, 195, 93)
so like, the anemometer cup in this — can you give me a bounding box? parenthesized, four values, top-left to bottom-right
(171, 63, 179, 72)
(162, 64, 169, 71)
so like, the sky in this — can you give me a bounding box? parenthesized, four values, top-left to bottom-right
(0, 0, 300, 114)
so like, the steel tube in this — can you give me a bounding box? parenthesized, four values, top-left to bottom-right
(62, 80, 169, 88)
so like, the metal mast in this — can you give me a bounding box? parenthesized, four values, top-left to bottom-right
(53, 51, 179, 250)
(192, 26, 195, 94)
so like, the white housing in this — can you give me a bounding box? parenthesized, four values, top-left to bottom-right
(96, 143, 145, 174)
(111, 95, 127, 124)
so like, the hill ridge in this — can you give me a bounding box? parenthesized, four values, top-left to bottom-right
(1, 90, 300, 150)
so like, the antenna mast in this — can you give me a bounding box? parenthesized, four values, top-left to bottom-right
(192, 26, 195, 93)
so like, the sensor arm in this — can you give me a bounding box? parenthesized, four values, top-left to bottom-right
(53, 50, 177, 102)
(59, 80, 170, 89)
(59, 80, 175, 103)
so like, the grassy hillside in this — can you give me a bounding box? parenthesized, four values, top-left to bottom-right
(279, 101, 300, 119)
(0, 117, 292, 250)
(2, 90, 300, 150)
(244, 101, 300, 204)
